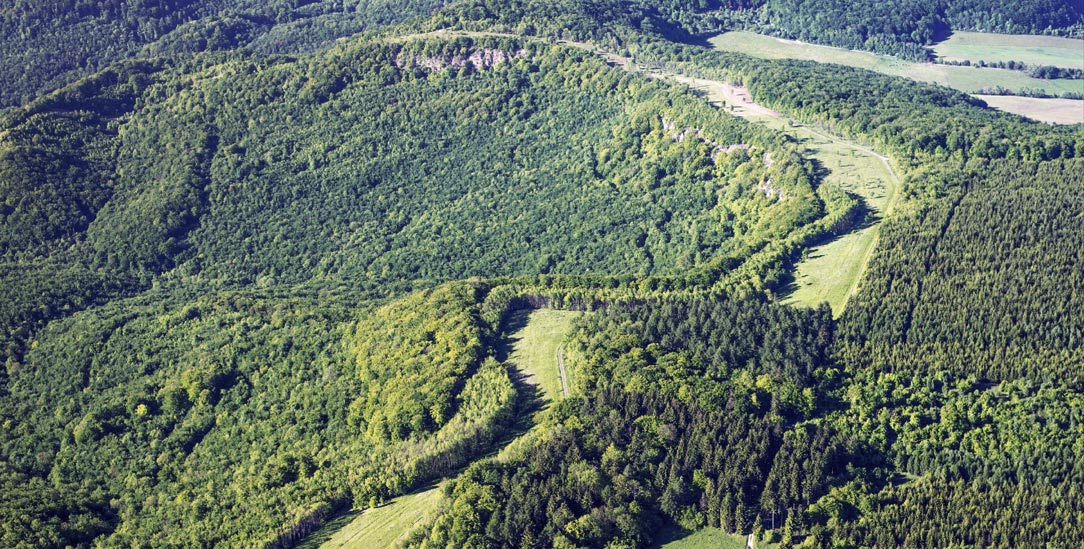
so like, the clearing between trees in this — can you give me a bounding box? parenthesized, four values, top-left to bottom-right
(709, 30, 1084, 124)
(301, 308, 583, 547)
(507, 308, 582, 402)
(630, 60, 901, 316)
(298, 483, 444, 549)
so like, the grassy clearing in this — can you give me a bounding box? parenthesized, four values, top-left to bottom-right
(771, 120, 898, 315)
(721, 113, 898, 316)
(495, 308, 583, 462)
(975, 95, 1084, 125)
(297, 484, 444, 549)
(506, 309, 583, 402)
(933, 32, 1084, 70)
(655, 527, 752, 549)
(300, 309, 584, 547)
(709, 31, 1084, 98)
(652, 59, 900, 315)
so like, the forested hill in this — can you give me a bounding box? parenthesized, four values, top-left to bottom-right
(1, 0, 1083, 548)
(0, 0, 446, 107)
(0, 28, 835, 546)
(2, 0, 1081, 107)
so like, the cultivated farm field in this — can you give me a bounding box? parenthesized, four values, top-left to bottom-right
(932, 32, 1084, 70)
(709, 31, 1084, 99)
(976, 94, 1084, 125)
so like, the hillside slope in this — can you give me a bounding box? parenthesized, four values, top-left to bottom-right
(0, 1, 1082, 548)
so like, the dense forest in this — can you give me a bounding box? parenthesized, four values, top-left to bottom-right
(1, 0, 1082, 547)
(1, 0, 1081, 107)
(0, 0, 446, 107)
(405, 297, 859, 548)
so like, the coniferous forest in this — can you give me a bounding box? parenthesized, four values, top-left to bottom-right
(0, 0, 1082, 548)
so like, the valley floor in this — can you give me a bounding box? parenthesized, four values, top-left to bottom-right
(710, 30, 1084, 125)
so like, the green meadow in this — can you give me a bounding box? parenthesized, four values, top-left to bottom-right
(506, 308, 583, 401)
(709, 31, 1084, 98)
(298, 484, 444, 549)
(655, 527, 754, 549)
(661, 69, 902, 316)
(932, 31, 1084, 70)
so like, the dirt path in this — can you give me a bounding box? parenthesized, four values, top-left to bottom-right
(556, 346, 570, 398)
(664, 74, 782, 118)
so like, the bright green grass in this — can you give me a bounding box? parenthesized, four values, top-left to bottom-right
(770, 120, 899, 315)
(720, 113, 899, 316)
(709, 31, 1084, 98)
(933, 32, 1084, 70)
(656, 527, 750, 549)
(651, 69, 900, 315)
(496, 308, 583, 462)
(297, 484, 444, 549)
(506, 308, 583, 401)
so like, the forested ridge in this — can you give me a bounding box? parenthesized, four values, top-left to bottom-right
(0, 0, 448, 107)
(1, 0, 1081, 108)
(1, 0, 1083, 547)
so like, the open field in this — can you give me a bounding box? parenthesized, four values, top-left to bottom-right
(709, 31, 1084, 99)
(505, 309, 583, 401)
(655, 528, 755, 549)
(932, 32, 1084, 70)
(769, 120, 899, 315)
(297, 484, 444, 549)
(496, 308, 584, 461)
(975, 94, 1084, 125)
(666, 70, 900, 315)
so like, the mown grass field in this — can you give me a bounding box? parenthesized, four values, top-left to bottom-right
(655, 527, 751, 549)
(709, 31, 1084, 98)
(506, 309, 583, 401)
(932, 32, 1084, 70)
(768, 119, 899, 315)
(975, 94, 1084, 125)
(297, 484, 444, 549)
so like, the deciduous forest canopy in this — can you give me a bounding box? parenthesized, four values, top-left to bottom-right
(0, 0, 1081, 548)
